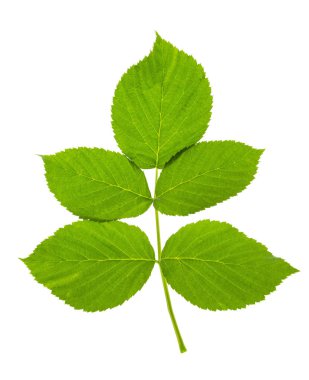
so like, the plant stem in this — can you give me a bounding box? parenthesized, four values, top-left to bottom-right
(154, 167, 187, 353)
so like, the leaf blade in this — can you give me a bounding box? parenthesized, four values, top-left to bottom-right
(160, 220, 298, 310)
(154, 141, 263, 215)
(22, 221, 155, 311)
(112, 33, 212, 168)
(42, 148, 152, 221)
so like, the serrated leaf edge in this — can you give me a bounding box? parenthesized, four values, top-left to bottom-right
(21, 220, 156, 312)
(111, 32, 213, 169)
(160, 219, 299, 311)
(41, 147, 153, 221)
(154, 140, 265, 216)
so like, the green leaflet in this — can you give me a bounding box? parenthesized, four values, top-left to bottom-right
(112, 33, 212, 168)
(42, 148, 152, 221)
(160, 220, 298, 310)
(23, 221, 155, 311)
(154, 141, 264, 216)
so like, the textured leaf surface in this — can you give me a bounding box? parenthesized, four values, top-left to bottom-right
(154, 141, 263, 215)
(42, 148, 152, 221)
(23, 221, 155, 311)
(161, 220, 297, 310)
(112, 33, 212, 168)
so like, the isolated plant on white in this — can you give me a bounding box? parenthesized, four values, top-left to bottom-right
(22, 33, 298, 353)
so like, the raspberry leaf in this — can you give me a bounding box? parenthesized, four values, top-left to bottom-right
(155, 141, 263, 216)
(22, 34, 299, 353)
(112, 33, 212, 168)
(23, 221, 155, 311)
(42, 148, 152, 221)
(160, 220, 298, 310)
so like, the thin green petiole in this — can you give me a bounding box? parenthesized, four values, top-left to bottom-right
(154, 167, 187, 353)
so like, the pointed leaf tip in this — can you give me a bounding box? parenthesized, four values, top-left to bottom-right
(36, 154, 46, 159)
(155, 31, 162, 40)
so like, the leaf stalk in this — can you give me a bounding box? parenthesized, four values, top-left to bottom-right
(154, 167, 187, 353)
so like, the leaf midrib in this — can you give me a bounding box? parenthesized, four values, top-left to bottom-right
(161, 257, 259, 267)
(156, 150, 252, 198)
(155, 36, 166, 168)
(51, 163, 152, 201)
(28, 258, 155, 263)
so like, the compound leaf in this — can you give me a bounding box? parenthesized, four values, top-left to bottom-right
(42, 148, 152, 221)
(154, 141, 263, 216)
(160, 220, 298, 310)
(22, 221, 155, 311)
(112, 33, 212, 168)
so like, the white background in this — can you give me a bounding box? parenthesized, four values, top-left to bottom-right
(1, 1, 308, 379)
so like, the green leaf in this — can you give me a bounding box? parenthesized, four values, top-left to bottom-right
(160, 220, 298, 311)
(22, 34, 298, 354)
(42, 148, 152, 221)
(154, 141, 263, 216)
(22, 221, 155, 311)
(112, 33, 212, 169)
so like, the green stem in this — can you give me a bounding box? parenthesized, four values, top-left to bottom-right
(154, 168, 187, 353)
